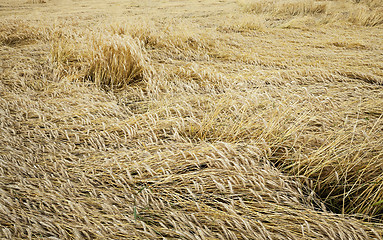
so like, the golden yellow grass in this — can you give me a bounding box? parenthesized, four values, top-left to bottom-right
(50, 31, 152, 90)
(239, 0, 383, 26)
(1, 0, 383, 239)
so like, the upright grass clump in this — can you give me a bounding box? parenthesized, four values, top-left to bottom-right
(240, 0, 383, 27)
(49, 28, 153, 90)
(240, 0, 327, 16)
(352, 0, 383, 8)
(28, 0, 46, 3)
(347, 6, 383, 26)
(276, 0, 327, 16)
(85, 34, 152, 90)
(319, 0, 383, 26)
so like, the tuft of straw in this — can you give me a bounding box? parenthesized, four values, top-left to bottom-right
(49, 29, 153, 90)
(85, 34, 152, 90)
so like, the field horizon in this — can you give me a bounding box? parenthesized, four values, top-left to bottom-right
(1, 0, 383, 239)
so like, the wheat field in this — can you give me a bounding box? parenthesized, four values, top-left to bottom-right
(1, 0, 383, 239)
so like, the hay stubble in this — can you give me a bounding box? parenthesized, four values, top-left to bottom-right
(1, 0, 383, 239)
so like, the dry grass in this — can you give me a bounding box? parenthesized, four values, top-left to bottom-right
(239, 0, 327, 16)
(50, 29, 152, 90)
(0, 20, 43, 46)
(1, 0, 383, 239)
(85, 34, 152, 90)
(239, 0, 383, 26)
(26, 0, 46, 3)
